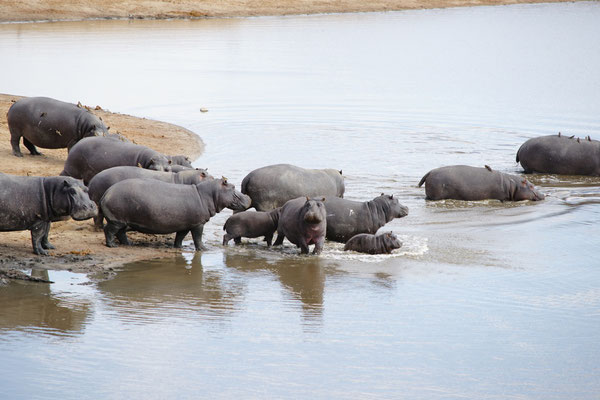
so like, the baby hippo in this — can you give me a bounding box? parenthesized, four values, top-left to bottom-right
(273, 197, 327, 255)
(343, 232, 402, 255)
(222, 209, 280, 246)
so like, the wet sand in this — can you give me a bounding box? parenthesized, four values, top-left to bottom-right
(0, 0, 580, 22)
(0, 93, 204, 274)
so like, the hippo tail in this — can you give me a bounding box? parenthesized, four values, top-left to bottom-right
(418, 172, 430, 188)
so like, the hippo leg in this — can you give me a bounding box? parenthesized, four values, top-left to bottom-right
(9, 131, 23, 157)
(174, 230, 189, 248)
(41, 223, 55, 250)
(23, 138, 42, 156)
(299, 240, 310, 255)
(222, 233, 233, 246)
(264, 233, 273, 247)
(93, 209, 104, 230)
(30, 221, 49, 255)
(104, 220, 128, 247)
(191, 225, 207, 251)
(234, 237, 242, 245)
(313, 237, 325, 255)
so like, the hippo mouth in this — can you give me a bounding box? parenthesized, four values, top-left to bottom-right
(229, 192, 252, 211)
(71, 202, 98, 220)
(304, 214, 323, 224)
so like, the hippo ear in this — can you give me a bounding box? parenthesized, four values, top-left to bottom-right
(305, 196, 310, 202)
(339, 170, 343, 176)
(381, 192, 384, 196)
(168, 160, 172, 164)
(390, 194, 394, 199)
(201, 172, 207, 177)
(221, 176, 228, 185)
(321, 197, 326, 202)
(62, 179, 73, 189)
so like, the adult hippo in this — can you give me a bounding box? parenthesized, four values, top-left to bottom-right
(418, 165, 545, 201)
(273, 197, 327, 255)
(516, 133, 600, 176)
(166, 155, 193, 168)
(88, 166, 213, 227)
(0, 173, 97, 255)
(101, 178, 251, 250)
(222, 209, 280, 246)
(344, 232, 402, 255)
(323, 194, 409, 243)
(7, 96, 109, 157)
(60, 136, 172, 185)
(241, 164, 345, 211)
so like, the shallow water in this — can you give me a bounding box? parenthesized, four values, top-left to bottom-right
(1, 2, 600, 398)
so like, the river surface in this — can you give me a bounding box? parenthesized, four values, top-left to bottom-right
(1, 2, 600, 398)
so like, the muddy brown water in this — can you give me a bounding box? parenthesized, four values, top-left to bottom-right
(1, 2, 600, 398)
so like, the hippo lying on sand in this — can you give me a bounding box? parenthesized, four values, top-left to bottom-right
(88, 166, 213, 227)
(344, 232, 402, 254)
(7, 96, 110, 157)
(241, 164, 345, 211)
(61, 136, 172, 184)
(167, 155, 193, 168)
(101, 178, 251, 250)
(0, 173, 97, 255)
(324, 194, 409, 243)
(418, 165, 545, 201)
(223, 209, 280, 246)
(516, 133, 600, 176)
(273, 197, 327, 255)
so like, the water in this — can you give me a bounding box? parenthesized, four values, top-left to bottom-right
(1, 2, 600, 398)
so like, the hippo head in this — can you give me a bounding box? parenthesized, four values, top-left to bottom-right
(302, 197, 327, 224)
(381, 232, 402, 253)
(168, 155, 193, 168)
(215, 177, 252, 212)
(176, 168, 214, 184)
(376, 194, 409, 219)
(147, 156, 172, 172)
(57, 178, 98, 220)
(512, 178, 545, 201)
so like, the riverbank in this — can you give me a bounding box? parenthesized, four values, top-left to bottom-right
(0, 0, 582, 22)
(0, 93, 205, 274)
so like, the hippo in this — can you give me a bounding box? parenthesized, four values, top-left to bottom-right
(7, 96, 110, 157)
(516, 133, 600, 176)
(273, 197, 327, 255)
(343, 232, 402, 254)
(418, 165, 545, 201)
(323, 194, 409, 243)
(166, 155, 193, 168)
(241, 164, 345, 211)
(0, 173, 97, 255)
(60, 136, 172, 185)
(222, 209, 280, 246)
(101, 178, 251, 250)
(88, 166, 213, 227)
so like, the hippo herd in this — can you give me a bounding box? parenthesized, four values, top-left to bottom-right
(2, 96, 598, 256)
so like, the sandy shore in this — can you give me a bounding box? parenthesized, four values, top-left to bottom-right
(0, 93, 205, 275)
(0, 0, 580, 22)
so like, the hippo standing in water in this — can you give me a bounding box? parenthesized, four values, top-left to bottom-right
(344, 232, 402, 255)
(273, 197, 327, 255)
(7, 96, 110, 157)
(418, 165, 545, 201)
(61, 136, 172, 184)
(241, 164, 345, 211)
(516, 133, 600, 176)
(101, 178, 251, 250)
(222, 209, 280, 246)
(0, 173, 97, 255)
(323, 194, 409, 243)
(88, 166, 213, 227)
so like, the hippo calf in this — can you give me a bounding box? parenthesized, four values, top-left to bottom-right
(418, 165, 545, 201)
(324, 194, 409, 243)
(344, 232, 402, 254)
(101, 178, 251, 250)
(7, 96, 109, 157)
(516, 133, 600, 176)
(241, 164, 345, 211)
(273, 197, 327, 255)
(223, 209, 280, 246)
(88, 166, 213, 227)
(167, 155, 193, 168)
(0, 173, 97, 255)
(61, 136, 172, 184)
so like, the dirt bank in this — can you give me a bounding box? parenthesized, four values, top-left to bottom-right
(0, 0, 580, 22)
(0, 93, 205, 274)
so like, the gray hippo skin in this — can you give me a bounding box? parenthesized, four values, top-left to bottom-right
(0, 173, 97, 255)
(344, 232, 402, 254)
(516, 133, 600, 176)
(88, 166, 213, 227)
(241, 164, 345, 211)
(102, 178, 251, 250)
(7, 96, 109, 157)
(60, 136, 172, 184)
(223, 209, 280, 246)
(273, 197, 327, 255)
(166, 155, 193, 168)
(418, 165, 545, 201)
(324, 194, 409, 243)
